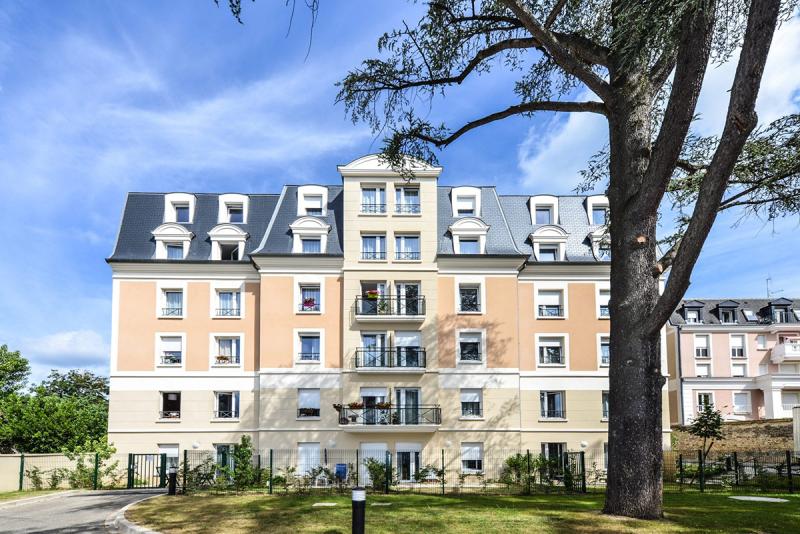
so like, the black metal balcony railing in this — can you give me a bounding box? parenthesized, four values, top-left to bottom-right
(354, 347, 426, 368)
(540, 409, 567, 419)
(160, 352, 182, 365)
(216, 308, 241, 317)
(395, 203, 421, 214)
(214, 355, 240, 365)
(361, 203, 386, 214)
(297, 407, 321, 418)
(355, 295, 426, 316)
(338, 405, 441, 426)
(298, 302, 320, 312)
(538, 305, 564, 317)
(539, 349, 564, 365)
(214, 410, 239, 419)
(461, 404, 483, 417)
(599, 305, 610, 317)
(395, 251, 421, 260)
(162, 307, 183, 317)
(361, 251, 387, 260)
(159, 410, 180, 419)
(298, 352, 320, 362)
(459, 348, 482, 362)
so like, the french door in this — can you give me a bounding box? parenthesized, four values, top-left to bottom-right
(396, 388, 420, 424)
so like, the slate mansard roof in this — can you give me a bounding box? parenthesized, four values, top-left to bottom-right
(669, 298, 800, 326)
(110, 186, 609, 264)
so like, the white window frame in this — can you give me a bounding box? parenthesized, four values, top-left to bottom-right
(213, 390, 240, 421)
(695, 362, 712, 378)
(756, 334, 767, 350)
(530, 226, 568, 261)
(156, 281, 188, 319)
(290, 217, 331, 253)
(601, 390, 609, 421)
(456, 329, 486, 366)
(394, 233, 421, 261)
(529, 195, 559, 225)
(152, 223, 193, 260)
(456, 277, 485, 315)
(685, 309, 701, 324)
(297, 388, 321, 420)
(459, 388, 484, 420)
(155, 332, 186, 369)
(460, 442, 484, 474)
(694, 334, 711, 359)
(208, 224, 248, 261)
(448, 218, 489, 254)
(297, 185, 328, 216)
(217, 193, 249, 224)
(729, 333, 747, 359)
(210, 281, 246, 319)
(696, 391, 715, 412)
(535, 288, 565, 319)
(209, 332, 244, 368)
(294, 328, 325, 366)
(732, 391, 752, 414)
(394, 185, 421, 215)
(731, 361, 748, 378)
(295, 276, 324, 314)
(297, 442, 321, 475)
(535, 333, 569, 368)
(360, 184, 387, 215)
(595, 283, 610, 319)
(452, 187, 482, 217)
(586, 195, 609, 226)
(164, 193, 196, 224)
(597, 334, 611, 368)
(534, 282, 568, 319)
(361, 233, 387, 261)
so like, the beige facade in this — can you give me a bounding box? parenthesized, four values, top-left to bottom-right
(108, 155, 671, 470)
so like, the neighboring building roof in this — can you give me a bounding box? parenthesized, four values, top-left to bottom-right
(437, 187, 521, 256)
(669, 298, 800, 326)
(253, 185, 344, 255)
(499, 195, 607, 262)
(109, 193, 279, 261)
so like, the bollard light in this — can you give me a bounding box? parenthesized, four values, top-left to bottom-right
(168, 465, 178, 495)
(351, 486, 365, 534)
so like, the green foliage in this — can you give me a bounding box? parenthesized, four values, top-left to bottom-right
(232, 435, 256, 490)
(363, 457, 390, 490)
(62, 437, 122, 489)
(183, 456, 217, 493)
(26, 466, 44, 490)
(0, 344, 30, 398)
(688, 404, 724, 459)
(35, 370, 109, 402)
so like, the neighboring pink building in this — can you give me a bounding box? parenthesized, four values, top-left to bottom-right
(667, 298, 800, 425)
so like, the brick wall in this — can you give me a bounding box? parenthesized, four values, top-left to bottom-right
(671, 418, 794, 452)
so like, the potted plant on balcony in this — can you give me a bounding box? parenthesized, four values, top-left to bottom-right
(365, 289, 380, 300)
(298, 407, 318, 418)
(347, 401, 364, 409)
(332, 403, 343, 412)
(215, 354, 232, 365)
(302, 297, 317, 311)
(375, 401, 391, 409)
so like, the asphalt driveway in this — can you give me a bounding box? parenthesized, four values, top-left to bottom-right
(0, 489, 161, 533)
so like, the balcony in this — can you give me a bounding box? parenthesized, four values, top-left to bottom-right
(161, 307, 183, 317)
(213, 410, 239, 419)
(538, 305, 564, 318)
(214, 354, 240, 366)
(395, 203, 421, 214)
(361, 203, 386, 214)
(395, 251, 421, 261)
(159, 410, 180, 419)
(354, 347, 426, 372)
(354, 296, 426, 321)
(338, 405, 441, 432)
(216, 308, 241, 317)
(771, 341, 800, 363)
(361, 251, 387, 261)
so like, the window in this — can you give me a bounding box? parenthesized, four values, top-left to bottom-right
(774, 308, 789, 323)
(159, 336, 182, 365)
(297, 442, 321, 475)
(592, 207, 608, 225)
(537, 290, 563, 317)
(395, 187, 420, 214)
(538, 246, 558, 262)
(297, 389, 321, 418)
(733, 392, 751, 413)
(160, 392, 181, 419)
(695, 363, 711, 377)
(602, 391, 609, 419)
(458, 238, 480, 254)
(535, 206, 553, 224)
(540, 391, 565, 419)
(174, 204, 190, 223)
(458, 284, 481, 313)
(395, 331, 423, 367)
(215, 444, 233, 469)
(226, 204, 244, 223)
(720, 309, 737, 324)
(541, 442, 565, 461)
(158, 444, 180, 470)
(779, 364, 799, 374)
(361, 234, 386, 260)
(597, 242, 611, 260)
(685, 309, 701, 324)
(299, 334, 321, 362)
(694, 335, 710, 358)
(219, 243, 239, 261)
(538, 336, 565, 366)
(216, 290, 241, 317)
(783, 392, 800, 411)
(756, 334, 767, 350)
(214, 391, 239, 419)
(305, 195, 323, 216)
(461, 443, 483, 473)
(794, 310, 800, 321)
(299, 284, 321, 312)
(214, 337, 240, 365)
(456, 195, 476, 216)
(599, 336, 610, 366)
(395, 235, 420, 260)
(598, 289, 610, 317)
(301, 238, 321, 253)
(743, 309, 757, 322)
(460, 389, 482, 418)
(697, 392, 714, 411)
(458, 332, 482, 362)
(361, 187, 386, 214)
(162, 290, 183, 317)
(731, 363, 747, 377)
(730, 335, 746, 358)
(166, 243, 184, 260)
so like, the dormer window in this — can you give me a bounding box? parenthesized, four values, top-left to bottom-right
(297, 185, 328, 217)
(301, 238, 322, 253)
(592, 206, 608, 225)
(530, 226, 568, 262)
(775, 308, 788, 323)
(174, 204, 190, 223)
(459, 238, 480, 255)
(166, 243, 185, 260)
(306, 196, 323, 215)
(290, 217, 330, 254)
(449, 218, 489, 255)
(220, 244, 239, 260)
(720, 309, 737, 324)
(529, 196, 559, 226)
(686, 309, 700, 324)
(538, 246, 558, 262)
(456, 196, 476, 216)
(217, 194, 248, 224)
(451, 187, 482, 217)
(682, 301, 705, 324)
(227, 204, 243, 223)
(164, 193, 196, 224)
(586, 195, 609, 226)
(535, 206, 553, 225)
(152, 223, 193, 260)
(208, 224, 248, 261)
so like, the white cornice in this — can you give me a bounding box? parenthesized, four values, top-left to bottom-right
(110, 262, 258, 280)
(518, 263, 610, 280)
(436, 256, 524, 274)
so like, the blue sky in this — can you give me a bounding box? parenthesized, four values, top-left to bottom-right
(0, 1, 798, 382)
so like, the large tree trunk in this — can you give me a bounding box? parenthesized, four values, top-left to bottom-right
(603, 79, 665, 518)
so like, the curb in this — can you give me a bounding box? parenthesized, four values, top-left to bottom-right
(0, 490, 82, 510)
(106, 493, 164, 534)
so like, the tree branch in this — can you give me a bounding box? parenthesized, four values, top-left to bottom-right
(499, 0, 612, 100)
(544, 0, 568, 28)
(649, 51, 677, 91)
(646, 0, 782, 336)
(412, 100, 607, 147)
(652, 239, 680, 276)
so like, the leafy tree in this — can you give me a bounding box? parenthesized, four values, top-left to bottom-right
(688, 404, 724, 461)
(224, 0, 799, 518)
(0, 344, 30, 397)
(231, 435, 257, 490)
(35, 370, 109, 402)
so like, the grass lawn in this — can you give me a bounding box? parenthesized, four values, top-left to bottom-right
(0, 489, 62, 502)
(127, 491, 800, 533)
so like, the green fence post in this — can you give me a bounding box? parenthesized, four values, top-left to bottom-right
(93, 452, 100, 490)
(441, 449, 445, 495)
(679, 454, 684, 489)
(18, 454, 24, 491)
(127, 453, 134, 489)
(786, 450, 794, 494)
(526, 449, 532, 495)
(698, 449, 705, 493)
(733, 452, 739, 487)
(580, 451, 586, 493)
(159, 453, 167, 488)
(183, 450, 189, 493)
(268, 449, 273, 495)
(257, 453, 262, 486)
(384, 450, 391, 494)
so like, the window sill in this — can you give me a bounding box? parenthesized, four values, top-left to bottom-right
(733, 410, 751, 415)
(156, 364, 183, 368)
(459, 416, 485, 421)
(158, 316, 184, 320)
(358, 212, 387, 217)
(457, 360, 484, 365)
(457, 310, 484, 315)
(601, 417, 608, 422)
(156, 418, 181, 423)
(211, 364, 242, 369)
(536, 316, 566, 320)
(393, 212, 421, 217)
(296, 417, 321, 421)
(359, 259, 388, 263)
(599, 364, 609, 368)
(296, 310, 322, 315)
(537, 364, 566, 368)
(295, 360, 322, 365)
(538, 418, 568, 422)
(597, 316, 610, 320)
(213, 316, 242, 320)
(210, 418, 240, 423)
(393, 259, 422, 263)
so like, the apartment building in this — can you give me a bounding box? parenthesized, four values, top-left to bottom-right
(667, 298, 800, 424)
(107, 154, 671, 471)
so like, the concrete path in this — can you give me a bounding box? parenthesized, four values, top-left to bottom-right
(0, 489, 162, 533)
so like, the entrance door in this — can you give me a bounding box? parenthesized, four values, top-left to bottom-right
(396, 283, 420, 315)
(360, 442, 388, 487)
(396, 388, 420, 424)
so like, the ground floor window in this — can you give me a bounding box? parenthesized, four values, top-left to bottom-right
(158, 444, 179, 469)
(461, 442, 483, 473)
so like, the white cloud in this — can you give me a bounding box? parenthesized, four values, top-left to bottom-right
(24, 330, 109, 366)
